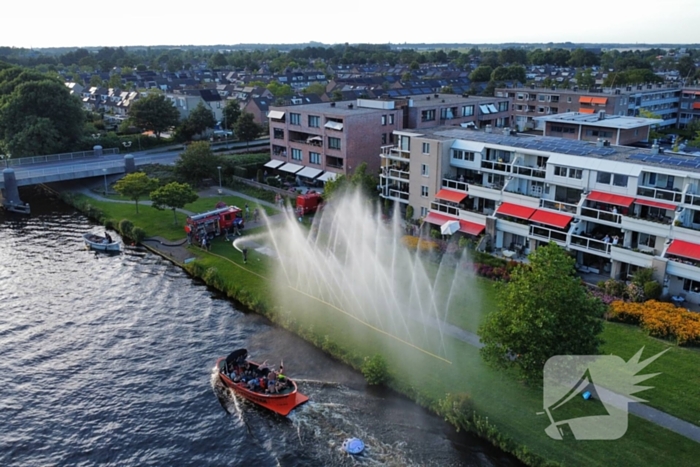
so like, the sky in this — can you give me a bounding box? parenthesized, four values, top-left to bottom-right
(3, 0, 700, 49)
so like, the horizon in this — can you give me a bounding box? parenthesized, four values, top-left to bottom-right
(4, 0, 700, 49)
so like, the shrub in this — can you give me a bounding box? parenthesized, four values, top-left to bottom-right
(405, 205, 414, 221)
(601, 279, 627, 299)
(266, 177, 281, 188)
(118, 219, 134, 238)
(430, 228, 441, 239)
(233, 166, 248, 178)
(644, 281, 662, 300)
(608, 300, 700, 345)
(361, 354, 388, 385)
(438, 393, 475, 432)
(131, 227, 146, 243)
(103, 218, 115, 230)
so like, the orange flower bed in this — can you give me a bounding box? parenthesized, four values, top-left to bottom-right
(400, 235, 439, 253)
(608, 300, 700, 346)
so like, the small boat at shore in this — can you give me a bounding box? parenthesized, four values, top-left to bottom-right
(83, 233, 121, 252)
(216, 349, 309, 416)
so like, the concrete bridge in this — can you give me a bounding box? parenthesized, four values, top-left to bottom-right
(0, 139, 269, 213)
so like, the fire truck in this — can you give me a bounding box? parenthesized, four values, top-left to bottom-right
(295, 191, 323, 216)
(185, 204, 244, 241)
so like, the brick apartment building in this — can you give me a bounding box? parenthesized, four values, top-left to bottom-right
(265, 94, 512, 182)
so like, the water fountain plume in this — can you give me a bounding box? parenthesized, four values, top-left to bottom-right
(265, 189, 480, 363)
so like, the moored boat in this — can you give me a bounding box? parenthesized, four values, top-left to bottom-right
(216, 349, 309, 416)
(83, 232, 121, 252)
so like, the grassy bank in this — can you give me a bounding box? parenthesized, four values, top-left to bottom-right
(66, 193, 700, 466)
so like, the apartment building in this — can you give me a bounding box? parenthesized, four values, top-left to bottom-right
(496, 84, 681, 131)
(679, 87, 700, 129)
(534, 112, 662, 145)
(266, 94, 511, 182)
(379, 126, 700, 305)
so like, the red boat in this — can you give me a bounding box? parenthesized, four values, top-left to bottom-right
(216, 349, 309, 416)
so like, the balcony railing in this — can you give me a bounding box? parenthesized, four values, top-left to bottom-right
(580, 206, 622, 224)
(570, 234, 612, 255)
(540, 199, 578, 214)
(684, 192, 700, 207)
(442, 178, 469, 192)
(290, 138, 323, 147)
(530, 225, 568, 244)
(387, 189, 409, 201)
(480, 160, 511, 173)
(511, 165, 546, 179)
(382, 168, 410, 180)
(431, 201, 460, 216)
(637, 185, 682, 203)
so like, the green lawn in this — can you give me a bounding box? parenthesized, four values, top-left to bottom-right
(71, 194, 700, 466)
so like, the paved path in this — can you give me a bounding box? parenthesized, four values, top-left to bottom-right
(75, 184, 700, 444)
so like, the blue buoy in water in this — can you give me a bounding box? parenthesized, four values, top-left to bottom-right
(342, 437, 364, 455)
(582, 391, 592, 400)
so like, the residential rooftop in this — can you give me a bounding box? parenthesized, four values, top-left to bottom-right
(409, 126, 700, 174)
(534, 112, 663, 130)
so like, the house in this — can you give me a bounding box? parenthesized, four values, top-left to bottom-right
(166, 89, 224, 122)
(534, 112, 662, 145)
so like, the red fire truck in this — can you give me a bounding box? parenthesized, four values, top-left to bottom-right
(185, 204, 244, 240)
(296, 191, 323, 216)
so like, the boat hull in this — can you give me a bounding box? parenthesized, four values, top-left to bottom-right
(83, 233, 121, 252)
(216, 358, 308, 416)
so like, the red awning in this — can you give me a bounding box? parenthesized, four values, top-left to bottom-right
(459, 220, 485, 236)
(693, 102, 700, 110)
(579, 108, 595, 114)
(579, 96, 593, 104)
(435, 189, 467, 203)
(634, 198, 676, 211)
(530, 209, 573, 229)
(424, 212, 456, 226)
(587, 191, 635, 208)
(496, 202, 536, 220)
(667, 239, 700, 262)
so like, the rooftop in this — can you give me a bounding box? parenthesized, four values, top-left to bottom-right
(271, 100, 395, 116)
(534, 112, 663, 130)
(412, 126, 700, 174)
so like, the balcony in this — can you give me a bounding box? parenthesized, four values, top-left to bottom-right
(380, 145, 410, 161)
(442, 177, 469, 192)
(666, 258, 700, 283)
(637, 185, 683, 203)
(529, 225, 567, 245)
(684, 192, 700, 207)
(511, 165, 546, 179)
(610, 246, 655, 268)
(381, 167, 410, 181)
(467, 183, 502, 201)
(386, 188, 409, 202)
(570, 234, 612, 257)
(580, 206, 622, 225)
(431, 201, 460, 217)
(621, 216, 672, 238)
(480, 160, 511, 173)
(540, 199, 578, 215)
(496, 218, 531, 237)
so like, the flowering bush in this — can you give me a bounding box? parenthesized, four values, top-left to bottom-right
(400, 235, 440, 253)
(608, 300, 700, 346)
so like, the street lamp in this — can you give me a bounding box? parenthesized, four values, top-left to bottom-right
(0, 153, 9, 168)
(217, 166, 222, 189)
(102, 168, 108, 196)
(122, 141, 132, 152)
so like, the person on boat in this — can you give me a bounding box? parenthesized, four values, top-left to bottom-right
(105, 232, 113, 243)
(247, 377, 259, 390)
(266, 371, 278, 394)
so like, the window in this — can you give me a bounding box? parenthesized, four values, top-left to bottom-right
(420, 206, 428, 217)
(421, 164, 429, 176)
(452, 149, 475, 161)
(585, 129, 612, 138)
(554, 166, 580, 178)
(498, 101, 509, 112)
(291, 148, 302, 161)
(568, 168, 582, 179)
(289, 113, 301, 125)
(381, 133, 387, 144)
(273, 128, 284, 139)
(597, 172, 612, 184)
(567, 96, 572, 103)
(462, 105, 474, 116)
(551, 125, 575, 134)
(683, 279, 700, 294)
(388, 114, 394, 125)
(538, 95, 546, 102)
(538, 107, 545, 113)
(422, 142, 430, 154)
(421, 109, 436, 122)
(399, 135, 410, 151)
(308, 115, 320, 127)
(328, 137, 341, 150)
(554, 166, 566, 177)
(309, 152, 320, 164)
(381, 115, 387, 125)
(613, 174, 628, 187)
(421, 186, 429, 197)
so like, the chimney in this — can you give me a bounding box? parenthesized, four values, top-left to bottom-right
(348, 103, 353, 109)
(502, 127, 511, 136)
(596, 138, 604, 147)
(598, 110, 606, 120)
(651, 144, 660, 155)
(434, 94, 439, 98)
(330, 102, 335, 107)
(485, 124, 493, 133)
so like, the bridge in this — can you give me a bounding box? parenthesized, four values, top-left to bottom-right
(0, 139, 269, 213)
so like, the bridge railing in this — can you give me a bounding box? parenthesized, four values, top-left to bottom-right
(7, 148, 120, 167)
(13, 160, 125, 180)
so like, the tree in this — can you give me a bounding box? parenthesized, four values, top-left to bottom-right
(150, 182, 198, 224)
(322, 162, 378, 201)
(479, 243, 605, 384)
(266, 82, 294, 98)
(174, 141, 221, 186)
(186, 102, 216, 136)
(107, 73, 122, 89)
(0, 75, 86, 156)
(677, 55, 696, 81)
(469, 65, 493, 82)
(113, 172, 159, 214)
(574, 68, 595, 89)
(222, 100, 241, 132)
(233, 112, 261, 149)
(128, 93, 180, 139)
(303, 82, 326, 96)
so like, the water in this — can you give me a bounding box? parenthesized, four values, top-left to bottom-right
(0, 188, 520, 466)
